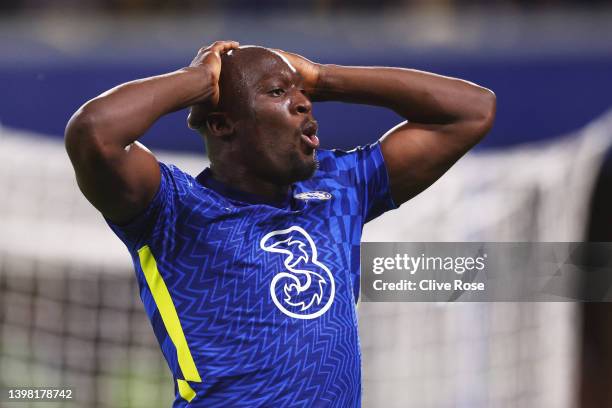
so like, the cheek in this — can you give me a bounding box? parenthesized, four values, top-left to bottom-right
(251, 97, 292, 125)
(245, 99, 299, 158)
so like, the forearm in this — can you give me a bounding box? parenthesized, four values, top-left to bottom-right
(314, 64, 494, 126)
(66, 67, 214, 148)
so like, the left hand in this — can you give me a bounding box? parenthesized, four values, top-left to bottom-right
(273, 49, 322, 95)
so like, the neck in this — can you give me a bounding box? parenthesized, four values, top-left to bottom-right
(209, 161, 290, 202)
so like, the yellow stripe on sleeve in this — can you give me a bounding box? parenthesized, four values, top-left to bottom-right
(138, 245, 202, 384)
(177, 379, 197, 402)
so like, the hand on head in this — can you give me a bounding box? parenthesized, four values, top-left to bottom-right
(188, 40, 240, 130)
(270, 49, 321, 95)
(188, 42, 321, 132)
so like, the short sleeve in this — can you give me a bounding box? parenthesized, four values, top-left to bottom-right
(105, 162, 178, 251)
(352, 142, 397, 222)
(318, 141, 397, 223)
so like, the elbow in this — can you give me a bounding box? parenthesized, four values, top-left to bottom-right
(472, 87, 496, 141)
(64, 103, 104, 163)
(456, 86, 496, 147)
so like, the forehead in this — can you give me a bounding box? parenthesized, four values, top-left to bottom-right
(240, 50, 300, 86)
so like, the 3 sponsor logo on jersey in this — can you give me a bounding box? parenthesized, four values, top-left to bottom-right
(260, 226, 335, 319)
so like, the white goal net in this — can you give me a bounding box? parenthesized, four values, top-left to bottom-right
(1, 108, 611, 407)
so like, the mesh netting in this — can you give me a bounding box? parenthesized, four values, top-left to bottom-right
(1, 109, 611, 407)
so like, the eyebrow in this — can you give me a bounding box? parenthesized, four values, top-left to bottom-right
(255, 71, 296, 89)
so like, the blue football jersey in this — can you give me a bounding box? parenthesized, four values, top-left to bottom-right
(107, 142, 396, 407)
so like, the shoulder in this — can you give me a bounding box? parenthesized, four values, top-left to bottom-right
(297, 143, 381, 191)
(159, 162, 193, 185)
(157, 162, 200, 197)
(158, 162, 233, 215)
(316, 142, 384, 173)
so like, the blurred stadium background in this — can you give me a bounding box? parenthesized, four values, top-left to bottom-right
(1, 1, 611, 407)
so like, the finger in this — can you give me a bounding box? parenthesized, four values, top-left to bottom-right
(272, 48, 294, 56)
(210, 40, 239, 54)
(271, 48, 288, 58)
(219, 42, 240, 55)
(198, 41, 231, 55)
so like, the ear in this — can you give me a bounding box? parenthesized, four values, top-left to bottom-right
(205, 112, 235, 139)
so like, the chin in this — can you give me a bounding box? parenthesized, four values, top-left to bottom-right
(288, 151, 319, 183)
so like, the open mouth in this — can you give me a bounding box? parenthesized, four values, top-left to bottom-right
(300, 121, 319, 150)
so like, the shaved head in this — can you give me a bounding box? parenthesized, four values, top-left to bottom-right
(188, 46, 295, 130)
(189, 45, 317, 188)
(217, 46, 295, 116)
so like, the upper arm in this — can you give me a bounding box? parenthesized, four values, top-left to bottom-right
(380, 99, 495, 206)
(65, 108, 161, 224)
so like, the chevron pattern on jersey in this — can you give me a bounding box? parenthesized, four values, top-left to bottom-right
(107, 143, 395, 407)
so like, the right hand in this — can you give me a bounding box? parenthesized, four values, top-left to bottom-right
(188, 40, 239, 129)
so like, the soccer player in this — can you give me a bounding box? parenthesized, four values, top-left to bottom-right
(65, 40, 495, 407)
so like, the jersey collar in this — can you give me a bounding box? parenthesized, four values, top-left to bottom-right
(196, 168, 295, 210)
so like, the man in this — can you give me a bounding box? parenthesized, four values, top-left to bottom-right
(65, 40, 495, 407)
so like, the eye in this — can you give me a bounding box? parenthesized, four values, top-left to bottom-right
(269, 88, 285, 97)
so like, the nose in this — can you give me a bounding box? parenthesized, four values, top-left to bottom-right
(293, 90, 312, 115)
